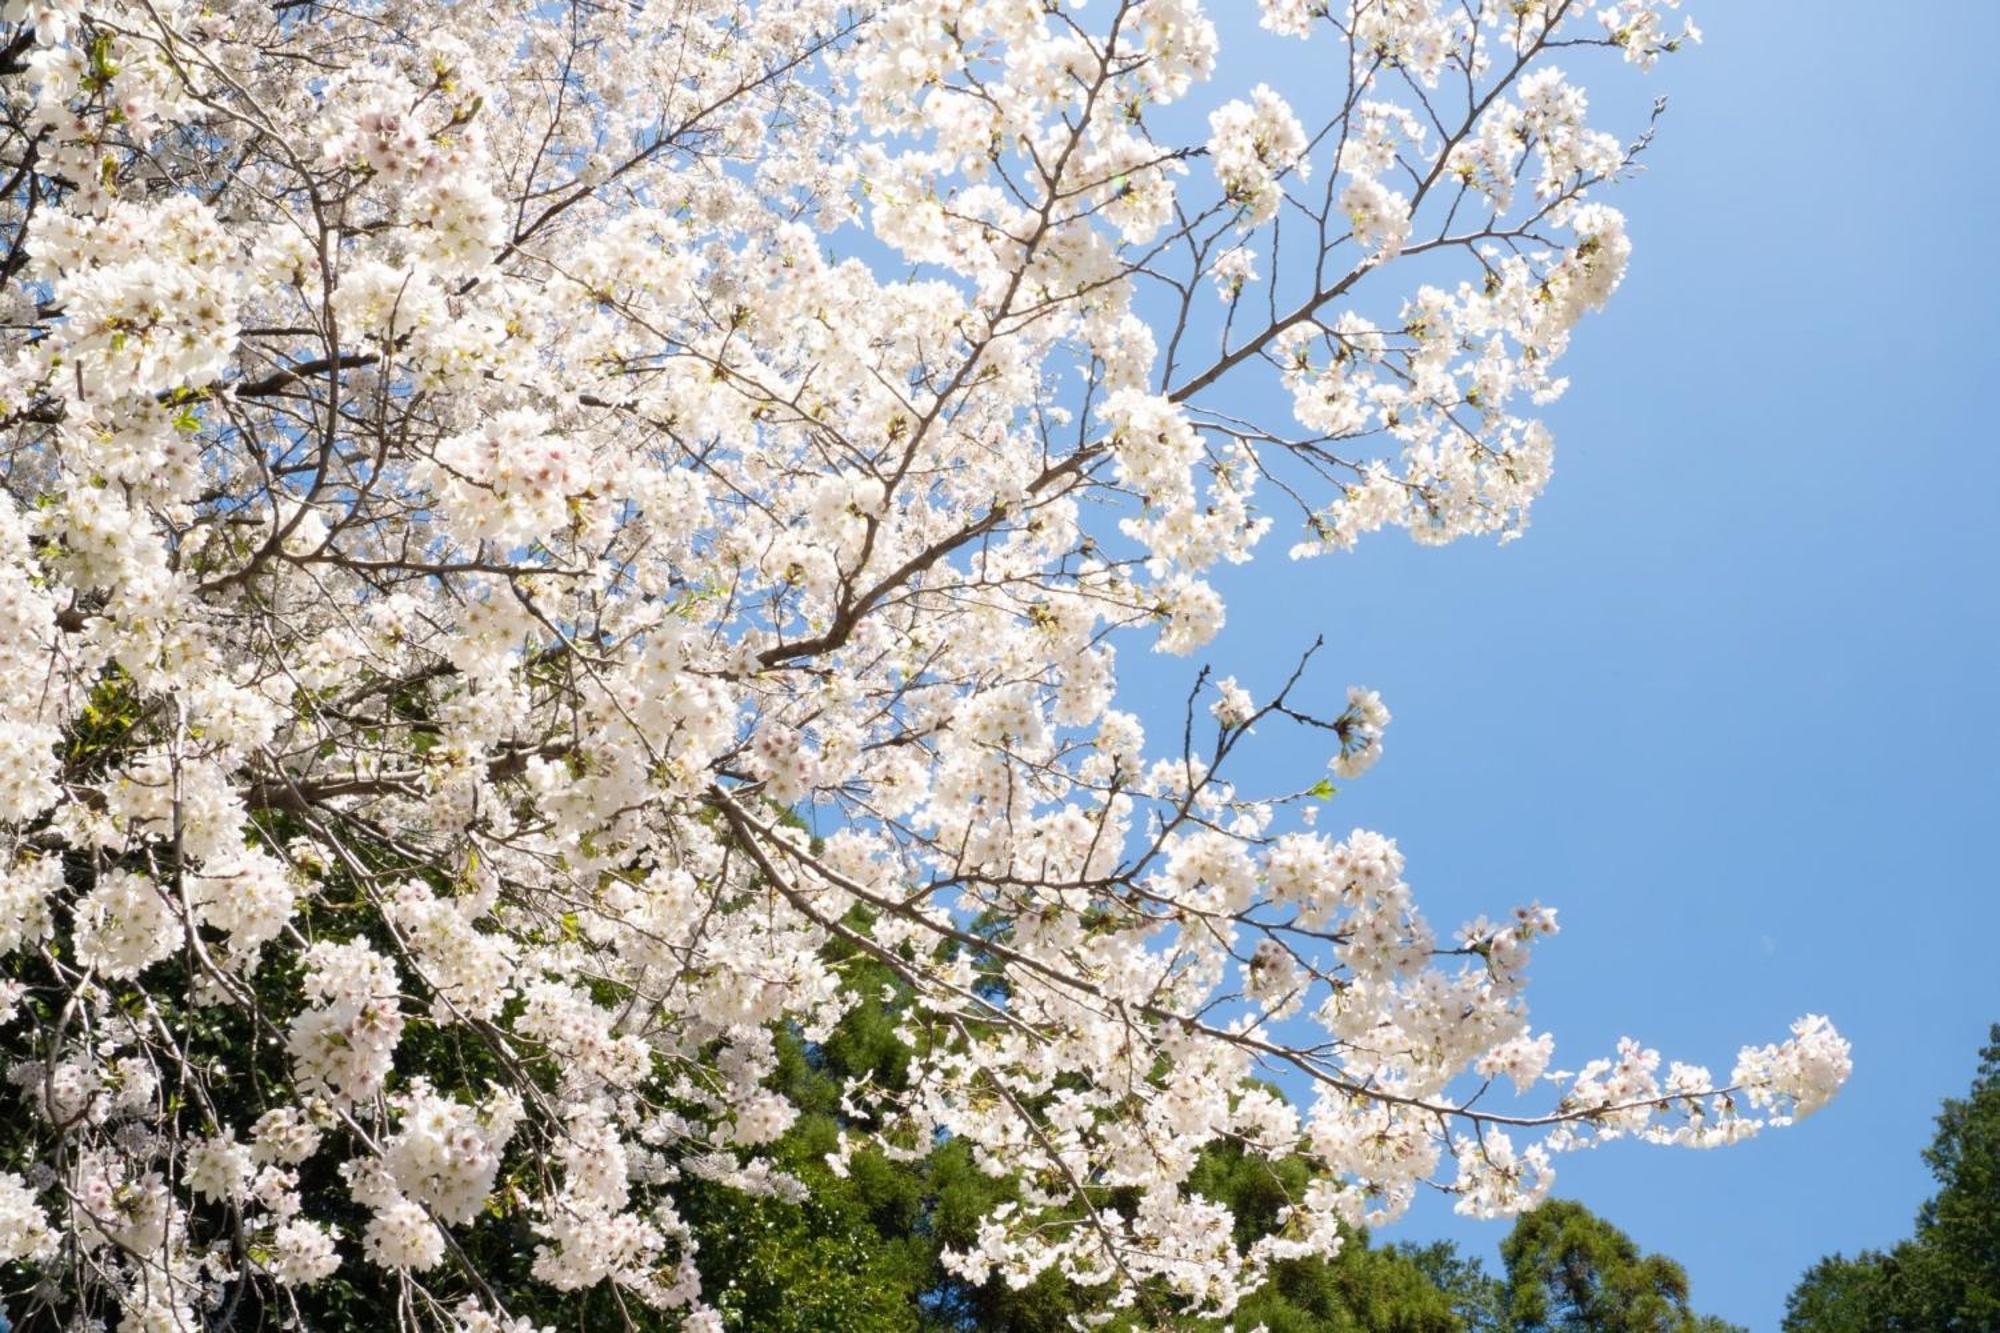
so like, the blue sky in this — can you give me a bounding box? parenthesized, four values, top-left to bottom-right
(1114, 2, 1999, 1325)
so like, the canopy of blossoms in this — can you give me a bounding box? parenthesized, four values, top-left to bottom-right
(0, 0, 1846, 1328)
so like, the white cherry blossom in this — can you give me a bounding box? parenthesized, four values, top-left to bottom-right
(0, 0, 1843, 1326)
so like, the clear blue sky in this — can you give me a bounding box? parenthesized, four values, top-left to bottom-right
(1114, 3, 2000, 1325)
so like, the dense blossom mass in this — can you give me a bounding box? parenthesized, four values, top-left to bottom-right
(0, 0, 1845, 1328)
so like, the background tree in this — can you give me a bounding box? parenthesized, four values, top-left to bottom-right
(682, 930, 1478, 1332)
(1494, 1201, 1742, 1333)
(1783, 1024, 2000, 1333)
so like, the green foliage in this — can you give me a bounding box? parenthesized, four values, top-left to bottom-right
(1781, 1254, 1906, 1333)
(1395, 1239, 1510, 1332)
(673, 1006, 1742, 1333)
(1175, 1141, 1461, 1333)
(1225, 1240, 1465, 1333)
(1783, 1023, 2000, 1333)
(677, 933, 1047, 1333)
(1495, 1200, 1744, 1333)
(673, 954, 1487, 1333)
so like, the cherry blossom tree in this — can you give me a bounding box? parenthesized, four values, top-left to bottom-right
(0, 0, 1848, 1328)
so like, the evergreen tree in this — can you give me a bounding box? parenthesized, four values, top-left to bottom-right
(678, 934, 1481, 1331)
(1495, 1201, 1744, 1333)
(1784, 1024, 2000, 1333)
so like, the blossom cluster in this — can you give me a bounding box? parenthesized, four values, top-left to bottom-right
(0, 0, 1837, 1328)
